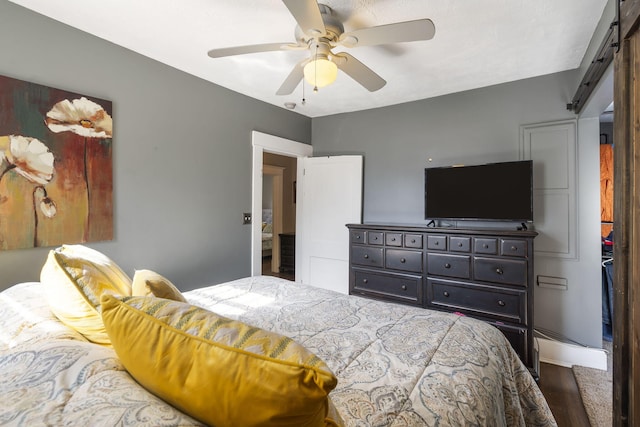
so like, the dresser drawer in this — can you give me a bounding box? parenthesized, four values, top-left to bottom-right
(500, 239, 527, 257)
(350, 230, 366, 244)
(405, 234, 423, 249)
(386, 233, 403, 246)
(352, 269, 421, 305)
(426, 279, 527, 324)
(449, 236, 471, 253)
(385, 249, 423, 273)
(474, 238, 498, 254)
(427, 235, 447, 251)
(351, 246, 384, 268)
(427, 253, 471, 279)
(367, 231, 384, 245)
(474, 257, 528, 286)
(490, 321, 528, 364)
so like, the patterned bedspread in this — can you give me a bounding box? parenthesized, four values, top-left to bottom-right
(0, 277, 557, 426)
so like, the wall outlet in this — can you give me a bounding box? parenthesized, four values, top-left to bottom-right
(243, 212, 252, 224)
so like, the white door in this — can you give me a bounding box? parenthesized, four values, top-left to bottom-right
(297, 155, 363, 293)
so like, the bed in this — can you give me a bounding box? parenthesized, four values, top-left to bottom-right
(0, 278, 556, 426)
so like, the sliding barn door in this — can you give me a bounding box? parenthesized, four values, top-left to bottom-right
(613, 1, 640, 424)
(298, 156, 363, 294)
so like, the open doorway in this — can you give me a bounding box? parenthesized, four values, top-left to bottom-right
(599, 102, 614, 343)
(250, 131, 313, 279)
(577, 62, 614, 348)
(261, 154, 297, 280)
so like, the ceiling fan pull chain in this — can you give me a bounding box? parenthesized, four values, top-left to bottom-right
(302, 73, 306, 105)
(313, 43, 319, 92)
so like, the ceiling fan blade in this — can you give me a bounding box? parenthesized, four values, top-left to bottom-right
(282, 0, 326, 36)
(276, 59, 308, 95)
(207, 43, 290, 58)
(339, 19, 435, 48)
(334, 53, 386, 92)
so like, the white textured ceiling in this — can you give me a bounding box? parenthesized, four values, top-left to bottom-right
(9, 0, 607, 118)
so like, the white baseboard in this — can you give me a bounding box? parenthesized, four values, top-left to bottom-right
(537, 337, 608, 370)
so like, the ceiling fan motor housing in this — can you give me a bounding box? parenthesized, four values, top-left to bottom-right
(294, 4, 343, 45)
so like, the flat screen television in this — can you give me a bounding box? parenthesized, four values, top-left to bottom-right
(425, 160, 533, 222)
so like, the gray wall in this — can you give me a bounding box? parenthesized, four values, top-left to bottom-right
(312, 72, 579, 223)
(311, 71, 604, 348)
(262, 176, 274, 210)
(0, 2, 311, 291)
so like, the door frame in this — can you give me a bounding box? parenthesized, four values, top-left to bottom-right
(251, 131, 312, 278)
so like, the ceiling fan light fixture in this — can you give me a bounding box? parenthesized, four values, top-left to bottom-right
(303, 57, 338, 88)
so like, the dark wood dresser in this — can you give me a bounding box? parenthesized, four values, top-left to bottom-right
(279, 233, 295, 273)
(347, 223, 538, 376)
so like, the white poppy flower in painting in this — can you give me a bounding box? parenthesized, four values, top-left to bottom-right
(34, 186, 57, 219)
(45, 97, 112, 138)
(32, 185, 57, 247)
(5, 135, 55, 185)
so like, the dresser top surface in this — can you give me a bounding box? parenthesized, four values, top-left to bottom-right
(346, 223, 538, 238)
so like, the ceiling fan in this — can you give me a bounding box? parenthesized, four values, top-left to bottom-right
(207, 0, 435, 95)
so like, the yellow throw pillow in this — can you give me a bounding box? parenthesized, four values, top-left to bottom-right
(101, 294, 341, 427)
(131, 269, 186, 302)
(40, 244, 132, 345)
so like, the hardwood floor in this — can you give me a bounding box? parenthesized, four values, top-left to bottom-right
(538, 362, 591, 426)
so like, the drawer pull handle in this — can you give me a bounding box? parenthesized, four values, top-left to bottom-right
(373, 236, 378, 240)
(443, 291, 450, 297)
(458, 242, 463, 247)
(511, 246, 517, 251)
(411, 239, 416, 243)
(356, 235, 361, 239)
(495, 267, 503, 275)
(364, 254, 369, 259)
(498, 300, 506, 307)
(362, 279, 368, 284)
(400, 258, 406, 263)
(391, 237, 396, 241)
(435, 241, 439, 246)
(401, 285, 407, 291)
(444, 263, 451, 269)
(483, 244, 489, 249)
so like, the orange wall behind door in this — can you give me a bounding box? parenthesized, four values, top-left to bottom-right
(600, 143, 613, 238)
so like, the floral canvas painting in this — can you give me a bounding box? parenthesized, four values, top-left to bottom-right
(0, 75, 113, 250)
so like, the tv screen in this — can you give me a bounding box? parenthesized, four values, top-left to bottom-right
(425, 160, 533, 222)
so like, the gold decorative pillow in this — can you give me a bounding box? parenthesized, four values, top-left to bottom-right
(101, 294, 341, 427)
(40, 244, 132, 345)
(131, 269, 186, 302)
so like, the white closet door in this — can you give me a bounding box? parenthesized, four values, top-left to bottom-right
(521, 120, 577, 259)
(297, 155, 363, 294)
